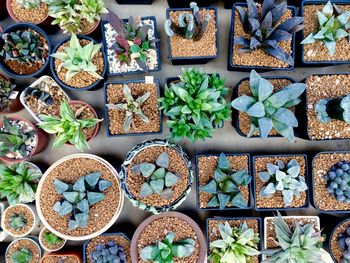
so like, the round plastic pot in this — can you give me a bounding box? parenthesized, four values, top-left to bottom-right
(0, 74, 23, 114)
(39, 227, 67, 252)
(6, 237, 42, 263)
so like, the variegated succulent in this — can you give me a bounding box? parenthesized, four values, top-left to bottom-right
(16, 0, 41, 9)
(316, 94, 350, 123)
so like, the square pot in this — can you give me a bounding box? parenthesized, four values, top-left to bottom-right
(104, 79, 163, 137)
(228, 3, 297, 71)
(224, 0, 303, 9)
(166, 7, 219, 65)
(196, 153, 253, 211)
(305, 73, 350, 141)
(301, 0, 350, 66)
(168, 0, 216, 8)
(253, 154, 310, 211)
(101, 16, 161, 76)
(116, 0, 152, 4)
(329, 218, 350, 263)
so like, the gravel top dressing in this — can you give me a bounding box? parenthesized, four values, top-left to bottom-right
(4, 205, 34, 236)
(40, 228, 65, 251)
(330, 220, 350, 262)
(41, 255, 79, 263)
(6, 239, 40, 263)
(10, 0, 48, 24)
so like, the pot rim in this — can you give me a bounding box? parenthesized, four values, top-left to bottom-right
(6, 0, 49, 25)
(5, 237, 42, 263)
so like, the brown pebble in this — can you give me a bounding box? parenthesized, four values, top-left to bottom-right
(3, 204, 35, 237)
(10, 0, 48, 24)
(41, 255, 79, 263)
(6, 238, 41, 263)
(330, 219, 350, 262)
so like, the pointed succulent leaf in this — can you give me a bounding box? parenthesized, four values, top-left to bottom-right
(156, 152, 169, 168)
(87, 192, 105, 205)
(165, 172, 179, 187)
(139, 163, 156, 178)
(85, 172, 102, 188)
(139, 183, 153, 198)
(54, 179, 69, 194)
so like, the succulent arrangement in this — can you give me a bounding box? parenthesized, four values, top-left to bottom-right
(10, 247, 32, 263)
(325, 161, 350, 204)
(259, 159, 308, 207)
(44, 0, 108, 34)
(199, 153, 251, 210)
(316, 94, 350, 124)
(90, 241, 127, 263)
(338, 226, 350, 262)
(301, 0, 350, 57)
(159, 67, 231, 142)
(53, 171, 112, 230)
(263, 212, 324, 262)
(43, 230, 64, 246)
(106, 84, 150, 133)
(132, 152, 180, 200)
(38, 100, 102, 152)
(209, 221, 260, 263)
(165, 2, 211, 41)
(51, 34, 103, 82)
(9, 212, 27, 230)
(232, 70, 306, 142)
(234, 0, 304, 66)
(24, 86, 54, 106)
(140, 232, 195, 262)
(16, 0, 41, 9)
(0, 78, 15, 112)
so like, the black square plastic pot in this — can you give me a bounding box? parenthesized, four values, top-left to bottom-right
(166, 7, 219, 65)
(116, 0, 152, 4)
(167, 0, 216, 8)
(224, 0, 303, 9)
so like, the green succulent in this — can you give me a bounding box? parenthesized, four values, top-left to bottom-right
(24, 86, 54, 106)
(231, 70, 306, 142)
(0, 117, 36, 158)
(106, 84, 150, 133)
(165, 2, 211, 41)
(316, 94, 350, 123)
(0, 162, 42, 205)
(38, 100, 102, 152)
(301, 0, 350, 57)
(9, 213, 27, 230)
(76, 0, 108, 24)
(0, 78, 15, 112)
(43, 230, 63, 245)
(263, 212, 324, 263)
(51, 34, 103, 82)
(10, 247, 32, 263)
(159, 67, 231, 142)
(53, 171, 112, 231)
(209, 221, 260, 263)
(140, 232, 195, 262)
(16, 0, 41, 9)
(199, 153, 251, 210)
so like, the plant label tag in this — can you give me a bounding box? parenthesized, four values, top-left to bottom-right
(145, 76, 154, 84)
(9, 91, 19, 100)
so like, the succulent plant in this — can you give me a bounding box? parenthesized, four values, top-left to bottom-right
(0, 162, 42, 205)
(90, 240, 127, 263)
(325, 161, 350, 204)
(231, 70, 306, 142)
(76, 0, 108, 24)
(53, 171, 112, 231)
(0, 29, 47, 64)
(338, 226, 350, 262)
(316, 94, 350, 124)
(0, 117, 36, 158)
(16, 0, 41, 9)
(0, 78, 15, 112)
(259, 159, 308, 207)
(301, 0, 350, 57)
(51, 34, 103, 82)
(38, 100, 102, 152)
(106, 84, 150, 133)
(9, 213, 27, 230)
(234, 0, 304, 66)
(43, 230, 64, 245)
(24, 86, 54, 106)
(209, 221, 260, 263)
(159, 67, 231, 142)
(10, 247, 32, 263)
(199, 153, 252, 210)
(140, 232, 195, 262)
(263, 212, 324, 262)
(165, 2, 211, 41)
(132, 152, 180, 200)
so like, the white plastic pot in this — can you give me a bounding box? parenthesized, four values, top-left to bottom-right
(5, 237, 42, 263)
(39, 227, 67, 252)
(0, 202, 8, 241)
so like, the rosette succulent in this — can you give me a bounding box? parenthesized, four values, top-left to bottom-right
(231, 70, 306, 142)
(11, 247, 32, 263)
(9, 213, 27, 230)
(16, 0, 41, 9)
(301, 0, 350, 57)
(234, 0, 304, 66)
(90, 241, 127, 263)
(165, 2, 211, 41)
(325, 161, 350, 204)
(0, 78, 15, 112)
(316, 94, 350, 123)
(338, 226, 350, 262)
(43, 230, 64, 246)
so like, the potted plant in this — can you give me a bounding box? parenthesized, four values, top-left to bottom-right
(104, 79, 162, 136)
(83, 232, 131, 262)
(197, 153, 252, 210)
(253, 154, 309, 211)
(101, 12, 161, 76)
(159, 67, 231, 142)
(301, 0, 350, 66)
(20, 75, 70, 123)
(228, 0, 303, 71)
(206, 217, 261, 262)
(120, 139, 193, 214)
(168, 0, 216, 8)
(0, 116, 48, 163)
(1, 204, 37, 237)
(38, 100, 102, 152)
(50, 34, 106, 91)
(5, 237, 42, 263)
(306, 73, 350, 140)
(130, 211, 207, 263)
(231, 70, 306, 142)
(329, 218, 350, 263)
(0, 202, 8, 241)
(0, 23, 51, 78)
(116, 0, 152, 5)
(165, 2, 219, 65)
(39, 227, 66, 252)
(36, 153, 124, 241)
(0, 161, 42, 205)
(41, 252, 82, 263)
(6, 0, 50, 26)
(44, 0, 107, 35)
(0, 74, 23, 114)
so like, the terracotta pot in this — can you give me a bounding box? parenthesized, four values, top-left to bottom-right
(131, 211, 207, 263)
(40, 251, 82, 263)
(0, 116, 49, 163)
(0, 74, 23, 114)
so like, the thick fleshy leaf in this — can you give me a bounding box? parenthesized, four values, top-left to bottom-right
(77, 199, 89, 213)
(99, 180, 112, 191)
(218, 193, 231, 209)
(85, 172, 101, 188)
(54, 179, 69, 194)
(87, 192, 105, 205)
(282, 189, 293, 206)
(270, 30, 292, 41)
(62, 192, 79, 203)
(165, 172, 179, 187)
(231, 193, 248, 208)
(277, 17, 304, 33)
(258, 117, 273, 138)
(73, 177, 85, 192)
(207, 195, 219, 207)
(259, 171, 271, 182)
(234, 36, 250, 47)
(258, 77, 273, 102)
(214, 168, 228, 183)
(272, 108, 298, 127)
(200, 179, 217, 194)
(231, 95, 256, 112)
(151, 168, 166, 179)
(75, 212, 88, 227)
(156, 152, 169, 168)
(250, 37, 260, 49)
(249, 70, 260, 97)
(160, 188, 173, 200)
(150, 179, 164, 194)
(261, 12, 273, 30)
(139, 183, 153, 197)
(247, 0, 258, 20)
(247, 102, 265, 117)
(218, 153, 231, 172)
(58, 200, 73, 216)
(267, 84, 306, 108)
(273, 120, 295, 142)
(271, 1, 287, 26)
(262, 0, 274, 18)
(139, 163, 156, 177)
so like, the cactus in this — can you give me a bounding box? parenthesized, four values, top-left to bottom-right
(325, 161, 350, 204)
(16, 0, 41, 9)
(316, 94, 350, 124)
(90, 241, 127, 263)
(24, 87, 54, 106)
(338, 226, 350, 263)
(301, 0, 350, 57)
(0, 78, 15, 112)
(259, 159, 308, 207)
(9, 213, 27, 230)
(199, 153, 252, 210)
(52, 171, 112, 230)
(106, 84, 150, 133)
(10, 247, 32, 263)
